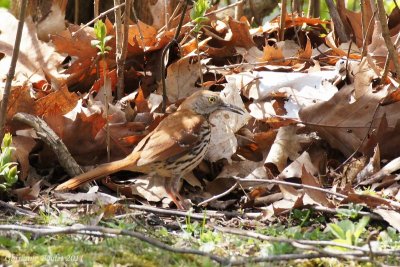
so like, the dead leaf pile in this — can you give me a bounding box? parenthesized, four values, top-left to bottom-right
(1, 1, 400, 227)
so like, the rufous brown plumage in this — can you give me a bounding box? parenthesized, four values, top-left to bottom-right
(55, 90, 244, 209)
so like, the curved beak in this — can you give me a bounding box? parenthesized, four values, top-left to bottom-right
(219, 103, 245, 115)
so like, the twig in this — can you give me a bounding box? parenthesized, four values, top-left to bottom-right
(0, 200, 36, 217)
(58, 202, 262, 219)
(0, 224, 228, 265)
(381, 30, 400, 82)
(161, 0, 190, 112)
(312, 206, 383, 221)
(119, 0, 132, 97)
(0, 0, 27, 139)
(127, 204, 210, 220)
(214, 226, 398, 258)
(234, 0, 245, 20)
(72, 3, 126, 37)
(279, 0, 287, 41)
(229, 253, 369, 265)
(205, 0, 245, 17)
(325, 0, 349, 43)
(360, 7, 376, 59)
(74, 0, 79, 24)
(93, 0, 100, 18)
(233, 177, 347, 199)
(157, 1, 183, 34)
(204, 57, 315, 71)
(114, 0, 124, 100)
(164, 0, 169, 31)
(130, 1, 145, 48)
(376, 0, 400, 80)
(198, 181, 239, 206)
(101, 56, 111, 162)
(12, 113, 82, 177)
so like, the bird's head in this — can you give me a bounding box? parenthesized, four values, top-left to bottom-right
(178, 90, 244, 115)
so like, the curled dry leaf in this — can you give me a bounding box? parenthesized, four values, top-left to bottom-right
(206, 83, 250, 162)
(265, 125, 311, 172)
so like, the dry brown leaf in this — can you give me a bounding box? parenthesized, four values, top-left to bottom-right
(226, 17, 255, 49)
(12, 179, 42, 202)
(301, 166, 335, 208)
(158, 57, 200, 102)
(336, 0, 373, 48)
(0, 10, 65, 85)
(12, 136, 37, 181)
(51, 24, 98, 75)
(342, 192, 391, 208)
(265, 125, 310, 172)
(373, 208, 400, 231)
(299, 62, 400, 159)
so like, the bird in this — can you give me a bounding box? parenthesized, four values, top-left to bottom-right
(55, 90, 244, 209)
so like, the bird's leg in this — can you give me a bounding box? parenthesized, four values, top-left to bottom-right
(164, 176, 190, 210)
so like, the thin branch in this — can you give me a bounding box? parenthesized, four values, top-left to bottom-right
(230, 253, 369, 265)
(74, 0, 79, 24)
(118, 0, 132, 97)
(114, 0, 123, 100)
(157, 1, 183, 34)
(214, 226, 398, 258)
(325, 0, 349, 43)
(127, 204, 210, 220)
(376, 0, 400, 80)
(198, 181, 239, 206)
(279, 0, 287, 41)
(161, 0, 190, 112)
(205, 0, 245, 17)
(0, 200, 36, 217)
(0, 0, 27, 139)
(312, 206, 383, 221)
(72, 3, 126, 37)
(13, 113, 82, 177)
(93, 0, 100, 17)
(0, 224, 228, 264)
(233, 177, 347, 199)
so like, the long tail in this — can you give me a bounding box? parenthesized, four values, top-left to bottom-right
(55, 152, 140, 191)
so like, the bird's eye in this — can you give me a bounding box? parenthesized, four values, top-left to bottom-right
(208, 96, 216, 103)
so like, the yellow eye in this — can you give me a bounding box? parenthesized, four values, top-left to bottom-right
(208, 96, 216, 103)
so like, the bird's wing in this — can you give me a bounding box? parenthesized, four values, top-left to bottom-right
(134, 110, 207, 166)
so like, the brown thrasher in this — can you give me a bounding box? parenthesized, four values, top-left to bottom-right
(55, 90, 244, 209)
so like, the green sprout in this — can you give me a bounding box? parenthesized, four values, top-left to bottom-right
(190, 0, 210, 33)
(91, 20, 113, 161)
(0, 133, 18, 190)
(91, 20, 112, 56)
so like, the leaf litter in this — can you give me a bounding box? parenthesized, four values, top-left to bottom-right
(1, 1, 400, 265)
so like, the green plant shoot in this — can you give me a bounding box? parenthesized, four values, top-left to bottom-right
(91, 20, 112, 56)
(0, 133, 18, 190)
(190, 0, 210, 33)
